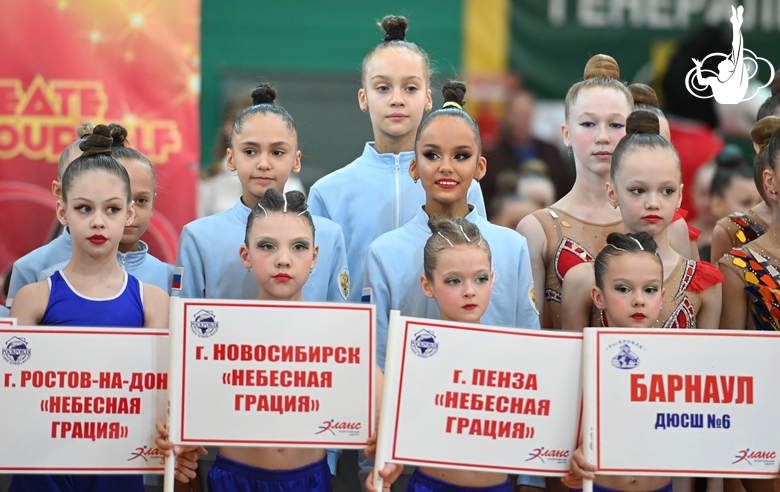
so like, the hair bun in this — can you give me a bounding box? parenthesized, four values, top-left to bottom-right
(79, 124, 114, 156)
(251, 83, 277, 106)
(107, 123, 128, 147)
(751, 116, 780, 150)
(76, 123, 95, 139)
(583, 54, 620, 81)
(629, 83, 659, 108)
(381, 15, 408, 42)
(626, 110, 660, 136)
(716, 144, 745, 169)
(442, 80, 466, 108)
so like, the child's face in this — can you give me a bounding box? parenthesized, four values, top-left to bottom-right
(421, 244, 493, 324)
(710, 176, 761, 219)
(227, 113, 301, 204)
(609, 147, 682, 236)
(57, 170, 133, 257)
(562, 87, 630, 179)
(359, 48, 432, 145)
(240, 212, 317, 302)
(592, 252, 663, 328)
(411, 116, 486, 208)
(118, 158, 155, 248)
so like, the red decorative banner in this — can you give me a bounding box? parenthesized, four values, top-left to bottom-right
(0, 0, 200, 302)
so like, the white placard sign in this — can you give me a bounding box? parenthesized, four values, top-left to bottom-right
(583, 328, 780, 478)
(0, 318, 16, 325)
(0, 326, 168, 473)
(167, 298, 376, 448)
(375, 313, 582, 477)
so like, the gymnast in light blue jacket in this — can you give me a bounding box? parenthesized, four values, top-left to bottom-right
(365, 81, 540, 370)
(172, 84, 346, 476)
(174, 83, 348, 304)
(364, 81, 543, 491)
(307, 16, 485, 303)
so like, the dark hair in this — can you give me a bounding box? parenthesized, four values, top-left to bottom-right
(757, 69, 780, 120)
(751, 116, 780, 202)
(61, 124, 131, 203)
(610, 110, 679, 181)
(423, 216, 491, 281)
(416, 81, 481, 151)
(763, 124, 780, 179)
(564, 54, 632, 121)
(710, 144, 752, 198)
(244, 188, 315, 247)
(105, 123, 157, 189)
(594, 232, 661, 290)
(58, 123, 95, 180)
(361, 15, 432, 84)
(628, 83, 666, 120)
(231, 83, 297, 144)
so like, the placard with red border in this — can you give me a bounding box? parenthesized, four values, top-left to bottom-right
(584, 328, 780, 478)
(167, 298, 375, 449)
(0, 327, 168, 473)
(375, 314, 582, 476)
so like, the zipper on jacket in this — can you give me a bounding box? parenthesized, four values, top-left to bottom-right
(118, 252, 127, 270)
(394, 154, 401, 229)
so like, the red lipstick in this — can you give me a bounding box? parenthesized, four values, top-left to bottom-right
(436, 179, 458, 189)
(631, 313, 647, 321)
(642, 215, 662, 223)
(463, 304, 477, 311)
(88, 235, 107, 244)
(273, 273, 292, 283)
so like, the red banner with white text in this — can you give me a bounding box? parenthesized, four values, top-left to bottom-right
(0, 0, 200, 303)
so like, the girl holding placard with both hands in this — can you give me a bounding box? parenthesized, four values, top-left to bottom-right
(561, 110, 723, 331)
(8, 125, 176, 492)
(562, 232, 671, 492)
(158, 188, 385, 491)
(366, 216, 513, 492)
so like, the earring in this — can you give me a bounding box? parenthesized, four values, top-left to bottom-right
(361, 106, 367, 113)
(771, 190, 777, 196)
(413, 177, 418, 184)
(567, 146, 572, 157)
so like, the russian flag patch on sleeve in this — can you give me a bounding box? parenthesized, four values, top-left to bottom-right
(361, 287, 372, 303)
(171, 267, 184, 291)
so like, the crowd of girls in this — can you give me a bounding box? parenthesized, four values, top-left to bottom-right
(5, 12, 780, 492)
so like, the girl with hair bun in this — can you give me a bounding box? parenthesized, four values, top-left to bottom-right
(6, 122, 94, 306)
(366, 80, 538, 370)
(710, 116, 780, 263)
(160, 188, 342, 492)
(308, 15, 486, 303)
(8, 125, 175, 492)
(174, 83, 348, 304)
(562, 110, 723, 332)
(367, 216, 513, 492)
(38, 123, 174, 293)
(517, 54, 631, 329)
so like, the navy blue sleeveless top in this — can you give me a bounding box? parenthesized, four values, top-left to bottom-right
(40, 270, 144, 327)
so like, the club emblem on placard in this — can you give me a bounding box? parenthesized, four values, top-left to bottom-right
(685, 5, 774, 104)
(733, 448, 776, 466)
(410, 329, 438, 358)
(190, 310, 219, 338)
(611, 343, 640, 370)
(3, 336, 31, 365)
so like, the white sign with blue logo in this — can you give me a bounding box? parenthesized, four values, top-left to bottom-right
(583, 328, 780, 477)
(0, 326, 168, 473)
(166, 298, 376, 451)
(373, 311, 582, 488)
